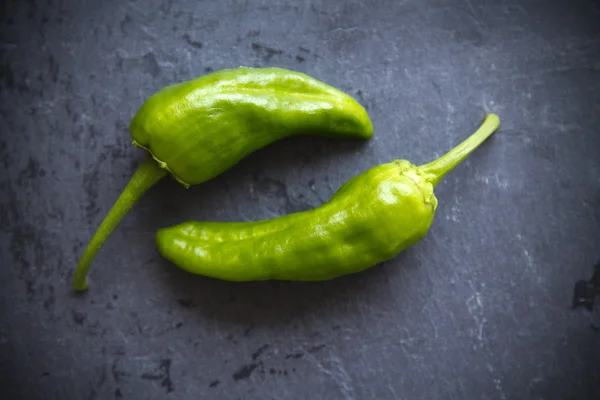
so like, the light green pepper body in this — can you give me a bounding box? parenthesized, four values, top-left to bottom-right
(130, 67, 372, 187)
(156, 161, 435, 281)
(72, 67, 372, 291)
(156, 114, 500, 281)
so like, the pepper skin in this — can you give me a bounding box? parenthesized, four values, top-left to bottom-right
(156, 114, 500, 281)
(72, 67, 373, 291)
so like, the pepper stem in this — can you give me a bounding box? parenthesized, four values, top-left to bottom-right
(72, 155, 167, 291)
(420, 113, 500, 186)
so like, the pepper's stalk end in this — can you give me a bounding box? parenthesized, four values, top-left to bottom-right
(71, 155, 167, 291)
(420, 113, 500, 186)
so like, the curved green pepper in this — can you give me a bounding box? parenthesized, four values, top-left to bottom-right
(72, 67, 373, 291)
(156, 114, 500, 281)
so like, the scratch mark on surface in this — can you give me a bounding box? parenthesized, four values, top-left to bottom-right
(501, 64, 588, 83)
(481, 93, 496, 114)
(463, 0, 488, 30)
(493, 174, 509, 189)
(494, 378, 507, 399)
(445, 205, 460, 222)
(388, 383, 399, 398)
(304, 352, 354, 400)
(474, 174, 490, 185)
(522, 249, 541, 284)
(523, 250, 533, 269)
(328, 26, 361, 34)
(424, 303, 440, 339)
(466, 282, 486, 347)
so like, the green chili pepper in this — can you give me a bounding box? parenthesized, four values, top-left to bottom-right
(156, 114, 500, 281)
(72, 67, 373, 291)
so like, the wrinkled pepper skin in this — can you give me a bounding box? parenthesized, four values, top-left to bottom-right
(156, 114, 500, 282)
(72, 67, 373, 291)
(130, 67, 373, 187)
(156, 162, 435, 281)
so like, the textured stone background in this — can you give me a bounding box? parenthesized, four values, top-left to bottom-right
(1, 0, 599, 399)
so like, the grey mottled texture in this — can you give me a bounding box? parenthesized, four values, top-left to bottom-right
(1, 0, 600, 399)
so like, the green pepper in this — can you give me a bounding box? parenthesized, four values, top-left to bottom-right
(72, 67, 373, 291)
(155, 114, 500, 281)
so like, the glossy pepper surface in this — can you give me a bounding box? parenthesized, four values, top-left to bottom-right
(72, 67, 373, 291)
(156, 114, 500, 281)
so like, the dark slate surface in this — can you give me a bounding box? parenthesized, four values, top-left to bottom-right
(1, 0, 599, 399)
